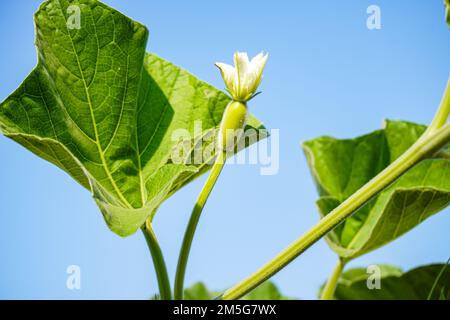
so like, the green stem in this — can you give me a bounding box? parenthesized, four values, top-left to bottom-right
(428, 78, 450, 132)
(220, 83, 450, 300)
(174, 151, 226, 300)
(320, 258, 346, 300)
(142, 219, 172, 300)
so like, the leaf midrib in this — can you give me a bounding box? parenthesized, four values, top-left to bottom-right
(57, 0, 132, 208)
(346, 185, 449, 252)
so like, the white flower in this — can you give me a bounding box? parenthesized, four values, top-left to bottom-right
(215, 51, 268, 102)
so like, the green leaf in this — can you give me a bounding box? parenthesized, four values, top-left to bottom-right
(332, 263, 450, 300)
(0, 0, 266, 237)
(240, 282, 292, 300)
(184, 281, 292, 300)
(184, 282, 218, 300)
(303, 120, 450, 259)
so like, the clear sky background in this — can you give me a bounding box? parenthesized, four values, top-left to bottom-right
(0, 0, 449, 299)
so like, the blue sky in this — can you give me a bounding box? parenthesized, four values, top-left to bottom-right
(0, 0, 449, 299)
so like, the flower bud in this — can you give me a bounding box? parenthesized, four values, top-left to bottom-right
(215, 51, 268, 102)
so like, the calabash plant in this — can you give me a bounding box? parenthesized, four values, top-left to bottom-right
(190, 1, 450, 300)
(0, 0, 267, 300)
(174, 51, 269, 300)
(0, 0, 449, 300)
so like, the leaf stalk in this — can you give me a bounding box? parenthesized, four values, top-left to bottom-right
(428, 78, 450, 132)
(174, 151, 226, 299)
(320, 258, 346, 300)
(142, 219, 172, 300)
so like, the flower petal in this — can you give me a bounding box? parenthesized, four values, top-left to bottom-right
(234, 52, 250, 94)
(216, 51, 268, 102)
(215, 62, 236, 93)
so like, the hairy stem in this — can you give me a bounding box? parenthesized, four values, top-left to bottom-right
(321, 258, 346, 300)
(220, 83, 450, 300)
(428, 78, 450, 132)
(174, 151, 226, 300)
(142, 219, 172, 300)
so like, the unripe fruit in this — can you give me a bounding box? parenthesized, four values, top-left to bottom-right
(218, 101, 247, 152)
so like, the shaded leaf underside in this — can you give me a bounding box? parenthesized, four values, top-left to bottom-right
(303, 120, 449, 259)
(0, 0, 265, 236)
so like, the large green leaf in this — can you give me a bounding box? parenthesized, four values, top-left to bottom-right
(303, 120, 449, 259)
(446, 0, 450, 26)
(332, 263, 450, 300)
(0, 0, 266, 237)
(184, 281, 292, 300)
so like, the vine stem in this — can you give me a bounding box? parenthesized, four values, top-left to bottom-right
(428, 78, 450, 132)
(320, 258, 346, 300)
(220, 79, 450, 300)
(174, 151, 226, 300)
(142, 218, 172, 300)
